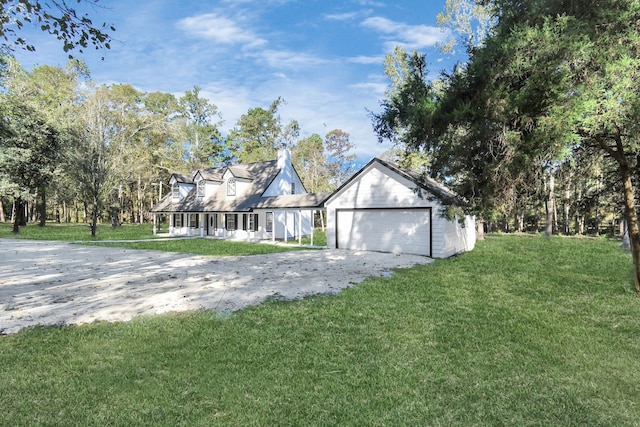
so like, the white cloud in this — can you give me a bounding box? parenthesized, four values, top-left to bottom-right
(324, 11, 361, 21)
(250, 49, 330, 70)
(361, 16, 446, 50)
(350, 81, 387, 95)
(176, 12, 267, 48)
(348, 55, 384, 65)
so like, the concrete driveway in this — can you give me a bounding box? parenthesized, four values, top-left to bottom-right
(0, 239, 431, 335)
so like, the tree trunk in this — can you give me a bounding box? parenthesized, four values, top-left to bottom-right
(39, 187, 47, 227)
(0, 198, 5, 222)
(91, 203, 99, 237)
(137, 175, 144, 224)
(595, 173, 603, 235)
(545, 171, 555, 238)
(12, 197, 23, 233)
(563, 184, 571, 235)
(20, 200, 28, 226)
(620, 166, 640, 292)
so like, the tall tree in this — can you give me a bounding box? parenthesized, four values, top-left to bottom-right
(178, 86, 224, 168)
(325, 129, 356, 186)
(227, 97, 299, 164)
(291, 133, 331, 192)
(2, 59, 89, 225)
(0, 96, 60, 232)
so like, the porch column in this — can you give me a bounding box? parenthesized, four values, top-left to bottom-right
(169, 213, 173, 235)
(153, 213, 157, 235)
(284, 211, 288, 243)
(222, 214, 227, 239)
(272, 212, 276, 243)
(298, 209, 302, 245)
(311, 210, 315, 246)
(200, 213, 204, 237)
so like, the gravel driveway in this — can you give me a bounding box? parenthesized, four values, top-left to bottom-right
(0, 239, 431, 335)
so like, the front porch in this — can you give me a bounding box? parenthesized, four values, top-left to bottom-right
(152, 209, 322, 246)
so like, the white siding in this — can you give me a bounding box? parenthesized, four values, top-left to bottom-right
(263, 157, 306, 197)
(326, 162, 475, 258)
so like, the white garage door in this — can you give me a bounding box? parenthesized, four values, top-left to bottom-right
(336, 208, 431, 256)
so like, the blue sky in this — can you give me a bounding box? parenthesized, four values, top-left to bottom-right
(13, 0, 464, 163)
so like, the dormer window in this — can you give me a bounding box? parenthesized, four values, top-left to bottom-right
(172, 182, 179, 199)
(197, 180, 205, 198)
(227, 177, 236, 196)
(291, 182, 295, 194)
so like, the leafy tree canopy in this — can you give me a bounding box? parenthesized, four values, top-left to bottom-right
(0, 0, 114, 57)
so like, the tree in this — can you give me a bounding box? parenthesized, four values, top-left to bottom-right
(227, 97, 299, 164)
(0, 96, 60, 232)
(0, 0, 115, 57)
(436, 0, 495, 53)
(370, 52, 438, 172)
(325, 129, 356, 186)
(291, 133, 331, 193)
(372, 0, 640, 291)
(178, 86, 224, 168)
(1, 58, 89, 226)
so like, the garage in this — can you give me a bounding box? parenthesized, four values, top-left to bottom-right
(325, 158, 476, 258)
(336, 208, 431, 256)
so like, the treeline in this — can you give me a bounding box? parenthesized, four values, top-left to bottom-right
(0, 58, 356, 234)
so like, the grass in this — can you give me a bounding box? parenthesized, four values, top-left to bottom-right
(0, 222, 320, 256)
(0, 222, 156, 241)
(1, 235, 639, 425)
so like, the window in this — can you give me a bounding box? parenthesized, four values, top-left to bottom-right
(291, 182, 295, 194)
(172, 183, 179, 199)
(249, 214, 258, 232)
(189, 213, 199, 228)
(227, 177, 236, 196)
(225, 214, 237, 231)
(174, 213, 182, 227)
(266, 212, 273, 233)
(197, 180, 205, 198)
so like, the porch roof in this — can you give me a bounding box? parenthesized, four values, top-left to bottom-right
(151, 191, 330, 213)
(251, 192, 331, 209)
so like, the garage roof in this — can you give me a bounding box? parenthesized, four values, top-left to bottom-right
(326, 157, 466, 206)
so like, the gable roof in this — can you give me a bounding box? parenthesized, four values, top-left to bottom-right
(195, 167, 225, 182)
(170, 172, 194, 184)
(152, 159, 327, 213)
(326, 157, 465, 206)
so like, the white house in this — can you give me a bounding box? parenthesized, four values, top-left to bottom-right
(151, 150, 329, 244)
(325, 158, 476, 258)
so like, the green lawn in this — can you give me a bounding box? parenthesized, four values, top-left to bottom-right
(0, 222, 322, 256)
(1, 235, 639, 425)
(0, 222, 156, 241)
